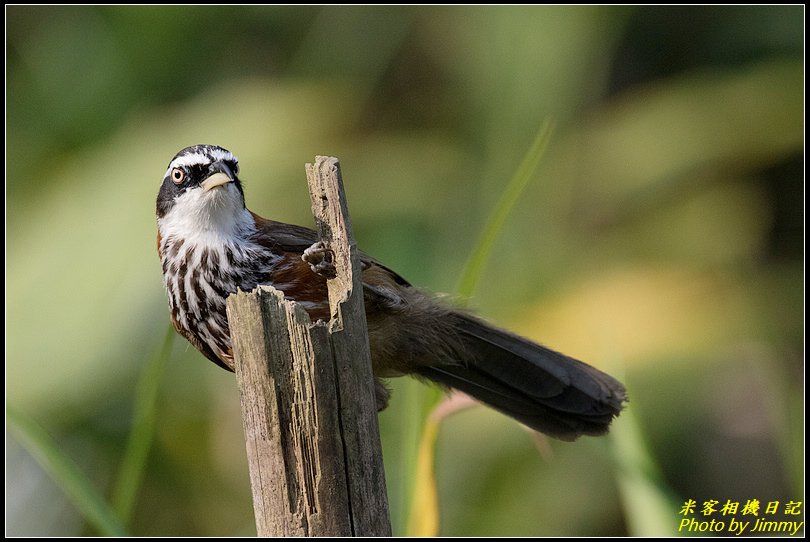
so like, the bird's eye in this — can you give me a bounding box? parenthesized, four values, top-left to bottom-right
(171, 168, 185, 185)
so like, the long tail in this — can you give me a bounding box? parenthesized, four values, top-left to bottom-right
(416, 313, 627, 440)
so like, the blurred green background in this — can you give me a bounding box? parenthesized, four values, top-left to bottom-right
(6, 5, 803, 536)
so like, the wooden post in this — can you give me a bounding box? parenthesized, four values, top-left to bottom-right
(226, 156, 391, 537)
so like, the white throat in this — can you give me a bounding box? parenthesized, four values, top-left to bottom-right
(157, 184, 255, 244)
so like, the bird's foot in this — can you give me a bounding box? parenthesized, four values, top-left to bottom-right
(302, 241, 337, 279)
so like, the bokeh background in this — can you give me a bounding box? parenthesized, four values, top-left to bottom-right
(6, 5, 803, 536)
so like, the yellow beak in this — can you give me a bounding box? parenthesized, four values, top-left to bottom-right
(201, 172, 232, 192)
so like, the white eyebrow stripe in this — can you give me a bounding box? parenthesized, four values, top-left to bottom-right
(164, 149, 239, 179)
(209, 148, 237, 163)
(168, 152, 209, 171)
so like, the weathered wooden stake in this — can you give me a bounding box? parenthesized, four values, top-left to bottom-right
(226, 157, 391, 537)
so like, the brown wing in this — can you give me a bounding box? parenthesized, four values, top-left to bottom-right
(249, 211, 320, 252)
(248, 210, 411, 321)
(249, 211, 409, 283)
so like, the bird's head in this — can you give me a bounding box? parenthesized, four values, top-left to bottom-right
(157, 144, 252, 238)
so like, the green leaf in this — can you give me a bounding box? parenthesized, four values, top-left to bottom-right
(610, 404, 681, 536)
(403, 119, 556, 535)
(111, 325, 174, 525)
(406, 414, 441, 536)
(7, 407, 128, 536)
(455, 118, 556, 302)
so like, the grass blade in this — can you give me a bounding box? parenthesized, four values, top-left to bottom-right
(111, 324, 174, 524)
(404, 119, 557, 535)
(456, 118, 556, 301)
(7, 406, 128, 536)
(405, 393, 478, 537)
(610, 404, 681, 536)
(398, 383, 442, 535)
(406, 414, 441, 536)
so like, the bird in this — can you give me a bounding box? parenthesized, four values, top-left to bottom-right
(156, 144, 626, 440)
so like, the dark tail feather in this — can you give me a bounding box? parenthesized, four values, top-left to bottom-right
(416, 313, 627, 440)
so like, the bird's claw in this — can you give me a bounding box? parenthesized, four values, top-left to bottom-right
(302, 241, 337, 279)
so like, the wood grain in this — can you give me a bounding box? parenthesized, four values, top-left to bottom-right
(226, 156, 391, 536)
